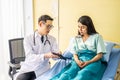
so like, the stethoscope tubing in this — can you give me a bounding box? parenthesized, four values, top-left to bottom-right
(33, 30, 70, 60)
(33, 30, 51, 46)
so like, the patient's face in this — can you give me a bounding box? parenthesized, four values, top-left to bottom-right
(78, 22, 88, 36)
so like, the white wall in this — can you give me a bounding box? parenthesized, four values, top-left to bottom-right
(0, 0, 12, 79)
(0, 0, 33, 80)
(0, 1, 6, 79)
(23, 0, 34, 36)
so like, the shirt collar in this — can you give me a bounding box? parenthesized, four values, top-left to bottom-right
(35, 31, 43, 38)
(35, 31, 48, 40)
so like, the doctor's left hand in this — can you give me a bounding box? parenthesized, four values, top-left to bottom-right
(44, 52, 59, 58)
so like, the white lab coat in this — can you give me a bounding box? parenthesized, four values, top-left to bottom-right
(14, 31, 59, 80)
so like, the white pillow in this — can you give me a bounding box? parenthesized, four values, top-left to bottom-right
(102, 41, 115, 62)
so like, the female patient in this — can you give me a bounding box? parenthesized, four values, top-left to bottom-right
(50, 15, 107, 80)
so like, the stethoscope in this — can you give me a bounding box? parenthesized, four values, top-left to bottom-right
(33, 30, 71, 60)
(33, 30, 51, 46)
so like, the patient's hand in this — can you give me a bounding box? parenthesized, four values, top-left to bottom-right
(79, 61, 91, 68)
(77, 61, 84, 68)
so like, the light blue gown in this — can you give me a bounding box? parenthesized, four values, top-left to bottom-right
(50, 34, 107, 80)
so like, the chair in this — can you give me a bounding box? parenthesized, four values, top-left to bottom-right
(8, 38, 25, 80)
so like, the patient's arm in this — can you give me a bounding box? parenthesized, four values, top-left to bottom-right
(89, 52, 103, 63)
(80, 52, 103, 68)
(73, 54, 84, 67)
(73, 52, 103, 68)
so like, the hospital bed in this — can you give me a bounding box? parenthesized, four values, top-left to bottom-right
(36, 41, 120, 80)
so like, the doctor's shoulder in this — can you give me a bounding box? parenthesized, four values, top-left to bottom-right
(24, 34, 34, 43)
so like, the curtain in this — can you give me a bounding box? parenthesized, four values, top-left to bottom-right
(0, 0, 24, 79)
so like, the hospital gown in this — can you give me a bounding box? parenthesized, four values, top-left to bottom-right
(50, 34, 107, 80)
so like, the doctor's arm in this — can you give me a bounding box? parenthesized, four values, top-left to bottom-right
(50, 37, 61, 58)
(24, 36, 57, 62)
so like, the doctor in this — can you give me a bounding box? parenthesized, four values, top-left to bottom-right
(16, 15, 60, 80)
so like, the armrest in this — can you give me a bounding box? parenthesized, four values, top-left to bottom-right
(8, 61, 21, 68)
(8, 61, 21, 76)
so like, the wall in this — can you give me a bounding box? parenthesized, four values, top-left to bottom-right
(33, 0, 59, 43)
(33, 0, 120, 51)
(23, 0, 34, 36)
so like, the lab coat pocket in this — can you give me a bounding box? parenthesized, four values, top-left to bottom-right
(32, 45, 40, 54)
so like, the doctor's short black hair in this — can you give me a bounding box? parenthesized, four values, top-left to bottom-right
(38, 15, 53, 23)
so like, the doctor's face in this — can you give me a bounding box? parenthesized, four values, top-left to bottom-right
(39, 20, 53, 35)
(78, 22, 88, 36)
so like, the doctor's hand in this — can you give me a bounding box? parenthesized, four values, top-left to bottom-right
(58, 51, 62, 54)
(44, 52, 58, 58)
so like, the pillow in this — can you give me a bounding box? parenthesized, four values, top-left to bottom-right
(102, 41, 115, 62)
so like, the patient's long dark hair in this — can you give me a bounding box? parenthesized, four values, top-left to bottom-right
(78, 15, 98, 35)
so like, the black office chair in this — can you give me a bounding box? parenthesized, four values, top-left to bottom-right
(8, 38, 25, 80)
